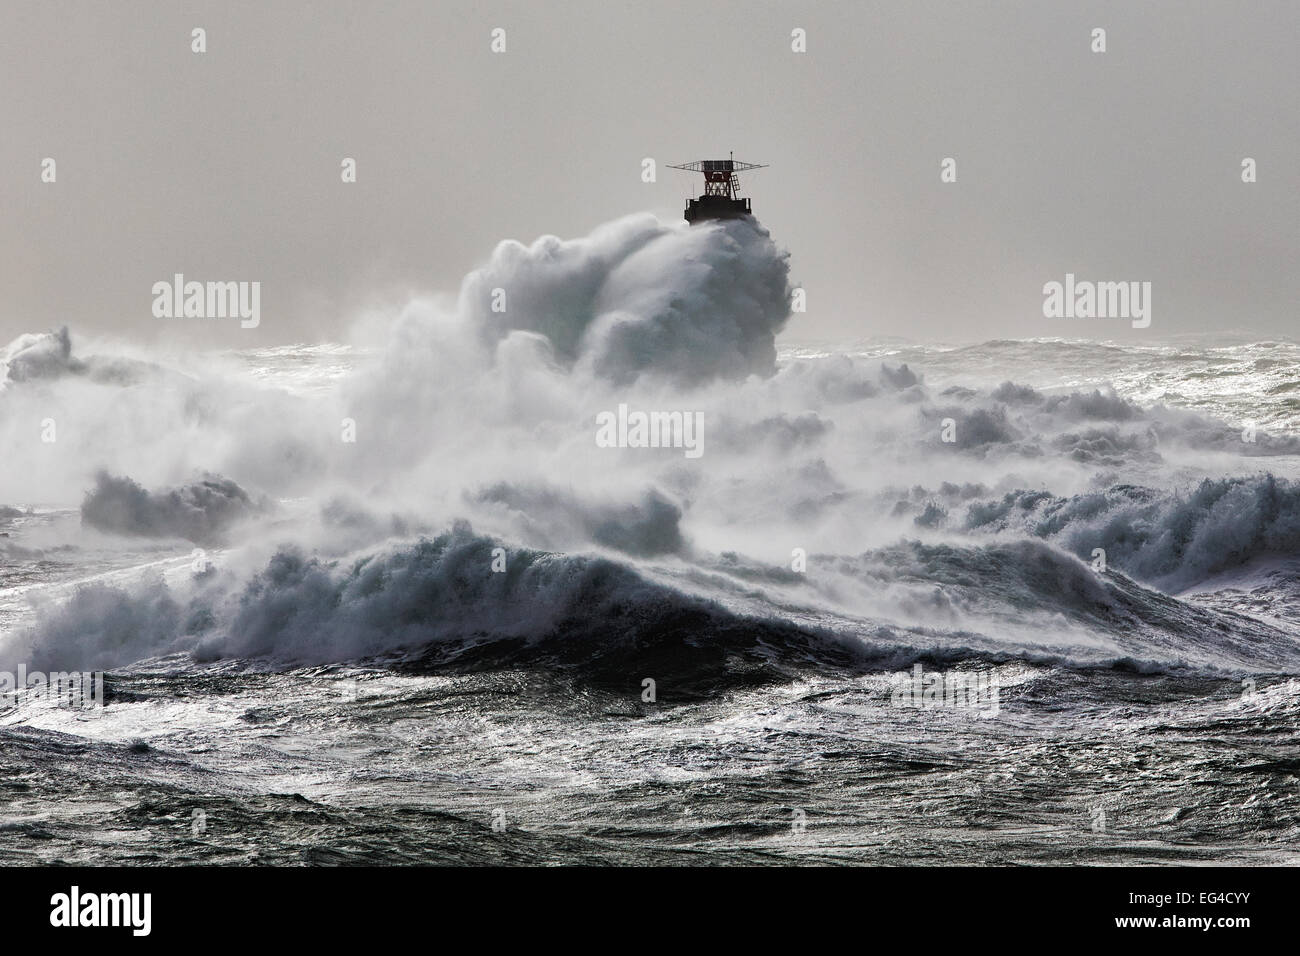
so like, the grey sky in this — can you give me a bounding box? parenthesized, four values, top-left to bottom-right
(2, 0, 1296, 348)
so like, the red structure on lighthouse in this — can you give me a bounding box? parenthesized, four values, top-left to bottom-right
(668, 153, 767, 224)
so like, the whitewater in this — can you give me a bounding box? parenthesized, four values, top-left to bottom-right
(1, 214, 1298, 864)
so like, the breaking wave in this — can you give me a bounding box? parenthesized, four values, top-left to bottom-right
(81, 471, 269, 546)
(960, 475, 1300, 590)
(11, 525, 1296, 682)
(2, 213, 1298, 684)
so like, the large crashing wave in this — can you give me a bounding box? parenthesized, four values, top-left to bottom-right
(1, 327, 80, 384)
(13, 524, 1296, 681)
(81, 472, 268, 546)
(11, 525, 859, 692)
(463, 215, 792, 386)
(2, 213, 1299, 680)
(960, 475, 1300, 591)
(1, 325, 167, 390)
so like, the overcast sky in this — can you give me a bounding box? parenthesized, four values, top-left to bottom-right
(2, 0, 1296, 349)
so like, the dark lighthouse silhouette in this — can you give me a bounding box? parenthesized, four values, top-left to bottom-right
(669, 153, 767, 224)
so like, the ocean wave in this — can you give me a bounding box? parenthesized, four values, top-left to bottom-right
(464, 214, 792, 386)
(961, 475, 1300, 590)
(9, 526, 850, 687)
(11, 524, 1297, 684)
(2, 214, 1298, 693)
(81, 471, 270, 546)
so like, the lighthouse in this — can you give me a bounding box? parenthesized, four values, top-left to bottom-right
(668, 153, 767, 224)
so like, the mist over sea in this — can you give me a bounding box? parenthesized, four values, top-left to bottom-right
(2, 215, 1298, 864)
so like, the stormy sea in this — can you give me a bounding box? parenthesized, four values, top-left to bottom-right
(2, 215, 1298, 865)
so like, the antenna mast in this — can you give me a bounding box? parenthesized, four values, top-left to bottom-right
(667, 154, 768, 223)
